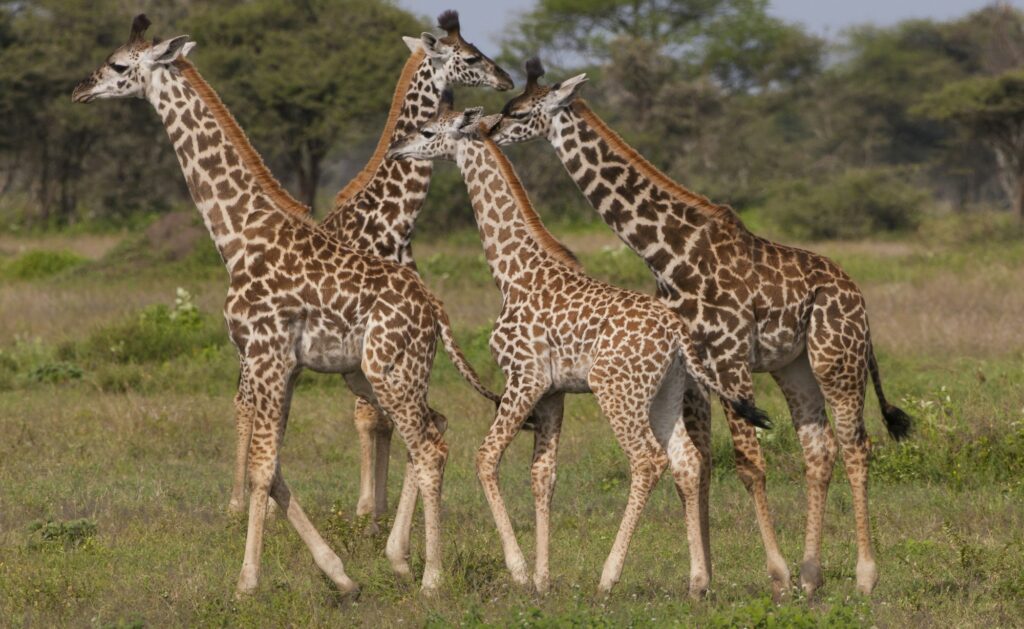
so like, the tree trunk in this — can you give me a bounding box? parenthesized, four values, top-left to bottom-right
(1015, 172, 1024, 223)
(294, 141, 322, 212)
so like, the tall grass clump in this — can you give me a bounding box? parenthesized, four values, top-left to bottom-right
(0, 250, 85, 280)
(71, 288, 225, 364)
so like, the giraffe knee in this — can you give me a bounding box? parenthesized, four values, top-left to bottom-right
(475, 447, 499, 481)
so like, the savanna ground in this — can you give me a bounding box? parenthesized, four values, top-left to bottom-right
(1, 212, 1023, 628)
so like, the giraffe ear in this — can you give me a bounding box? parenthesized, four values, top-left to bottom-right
(454, 107, 484, 135)
(402, 36, 424, 54)
(545, 73, 588, 112)
(477, 113, 503, 136)
(420, 32, 445, 59)
(148, 35, 193, 65)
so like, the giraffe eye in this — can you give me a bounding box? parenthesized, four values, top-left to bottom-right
(421, 130, 436, 139)
(509, 111, 529, 120)
(464, 56, 481, 65)
(109, 63, 128, 74)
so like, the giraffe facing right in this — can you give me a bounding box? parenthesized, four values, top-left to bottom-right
(490, 58, 913, 598)
(387, 106, 770, 598)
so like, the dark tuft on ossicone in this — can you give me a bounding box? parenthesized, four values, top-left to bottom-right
(129, 14, 151, 43)
(525, 57, 545, 82)
(437, 10, 460, 35)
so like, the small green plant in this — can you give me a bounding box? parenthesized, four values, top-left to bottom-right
(77, 287, 224, 364)
(27, 518, 97, 550)
(25, 361, 83, 384)
(0, 250, 85, 280)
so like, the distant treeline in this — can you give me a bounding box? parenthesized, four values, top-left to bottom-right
(1, 0, 1023, 238)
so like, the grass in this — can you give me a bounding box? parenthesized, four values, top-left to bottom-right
(1, 224, 1023, 626)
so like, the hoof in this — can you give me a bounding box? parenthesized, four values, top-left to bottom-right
(227, 499, 245, 516)
(768, 562, 792, 603)
(856, 560, 878, 596)
(688, 576, 709, 601)
(331, 583, 361, 607)
(234, 580, 257, 600)
(533, 575, 550, 596)
(799, 559, 824, 599)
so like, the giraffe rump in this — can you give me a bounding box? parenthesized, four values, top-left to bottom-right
(173, 59, 313, 223)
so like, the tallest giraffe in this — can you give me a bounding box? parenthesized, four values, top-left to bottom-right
(492, 59, 911, 599)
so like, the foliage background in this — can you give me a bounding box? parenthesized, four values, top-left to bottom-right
(1, 0, 1024, 236)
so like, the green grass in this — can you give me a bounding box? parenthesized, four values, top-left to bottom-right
(1, 228, 1023, 626)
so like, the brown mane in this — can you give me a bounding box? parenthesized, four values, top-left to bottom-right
(331, 49, 427, 210)
(174, 59, 313, 224)
(482, 137, 583, 271)
(571, 100, 746, 230)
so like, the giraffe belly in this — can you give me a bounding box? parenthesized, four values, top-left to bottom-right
(296, 328, 363, 374)
(549, 353, 594, 393)
(750, 330, 806, 373)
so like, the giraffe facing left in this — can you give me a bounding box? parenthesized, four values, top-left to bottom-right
(72, 14, 500, 597)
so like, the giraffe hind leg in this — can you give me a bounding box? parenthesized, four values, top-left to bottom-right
(771, 351, 836, 599)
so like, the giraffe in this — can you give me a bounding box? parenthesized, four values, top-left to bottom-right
(250, 9, 512, 531)
(72, 14, 501, 596)
(489, 58, 913, 598)
(386, 106, 770, 597)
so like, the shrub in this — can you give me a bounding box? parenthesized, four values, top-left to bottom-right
(764, 167, 926, 239)
(0, 250, 85, 280)
(27, 518, 97, 550)
(76, 288, 225, 364)
(25, 361, 83, 384)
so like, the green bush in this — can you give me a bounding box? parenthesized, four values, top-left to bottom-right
(0, 250, 85, 280)
(764, 168, 926, 239)
(27, 518, 97, 550)
(75, 288, 225, 364)
(25, 361, 83, 384)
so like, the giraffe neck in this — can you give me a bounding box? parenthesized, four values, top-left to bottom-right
(144, 62, 311, 271)
(547, 100, 747, 291)
(321, 50, 442, 265)
(456, 138, 579, 298)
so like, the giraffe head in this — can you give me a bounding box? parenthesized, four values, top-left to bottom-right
(387, 93, 500, 161)
(402, 10, 513, 92)
(72, 15, 195, 103)
(490, 58, 588, 145)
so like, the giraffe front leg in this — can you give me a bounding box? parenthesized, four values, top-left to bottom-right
(476, 373, 548, 587)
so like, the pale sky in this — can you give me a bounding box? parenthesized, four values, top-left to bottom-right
(398, 0, 1024, 51)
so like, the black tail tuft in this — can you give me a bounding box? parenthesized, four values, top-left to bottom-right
(882, 403, 912, 441)
(732, 399, 773, 430)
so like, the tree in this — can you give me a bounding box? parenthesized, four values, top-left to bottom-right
(916, 70, 1024, 220)
(185, 0, 424, 211)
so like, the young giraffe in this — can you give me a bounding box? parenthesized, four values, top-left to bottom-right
(72, 15, 499, 596)
(490, 59, 913, 597)
(226, 10, 515, 531)
(387, 106, 770, 597)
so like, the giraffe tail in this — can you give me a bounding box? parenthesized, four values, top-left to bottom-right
(424, 291, 502, 408)
(867, 340, 912, 440)
(674, 321, 773, 430)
